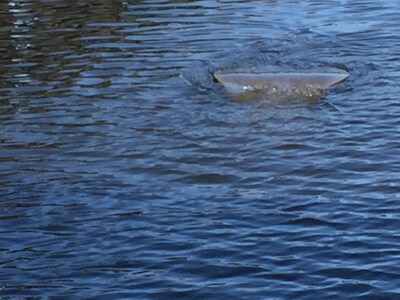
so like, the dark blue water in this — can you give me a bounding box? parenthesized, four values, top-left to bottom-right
(1, 0, 400, 298)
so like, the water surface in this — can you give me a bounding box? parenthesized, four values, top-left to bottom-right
(1, 0, 400, 298)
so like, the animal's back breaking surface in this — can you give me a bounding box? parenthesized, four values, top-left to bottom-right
(214, 68, 349, 100)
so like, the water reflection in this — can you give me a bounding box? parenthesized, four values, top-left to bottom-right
(2, 0, 123, 92)
(0, 2, 13, 82)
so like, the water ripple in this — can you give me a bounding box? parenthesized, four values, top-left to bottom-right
(1, 0, 400, 298)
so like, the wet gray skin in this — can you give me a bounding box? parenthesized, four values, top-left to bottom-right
(214, 68, 349, 101)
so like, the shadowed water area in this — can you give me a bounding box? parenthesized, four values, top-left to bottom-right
(1, 0, 400, 298)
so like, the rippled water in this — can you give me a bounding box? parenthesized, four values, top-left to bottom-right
(1, 0, 400, 298)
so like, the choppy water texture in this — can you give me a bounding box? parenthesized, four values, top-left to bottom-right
(1, 0, 400, 298)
